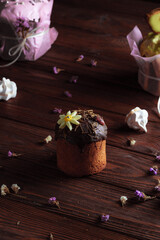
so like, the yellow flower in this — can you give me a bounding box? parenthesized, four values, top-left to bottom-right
(57, 111, 82, 131)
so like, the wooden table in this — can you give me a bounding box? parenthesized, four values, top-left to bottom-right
(0, 0, 160, 239)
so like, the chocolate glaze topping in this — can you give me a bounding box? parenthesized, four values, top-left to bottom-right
(55, 110, 107, 148)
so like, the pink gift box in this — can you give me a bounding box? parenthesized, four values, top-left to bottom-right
(0, 0, 58, 66)
(127, 26, 160, 96)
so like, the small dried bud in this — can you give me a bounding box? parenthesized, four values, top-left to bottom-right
(53, 66, 64, 74)
(48, 197, 60, 209)
(100, 214, 109, 222)
(8, 151, 22, 157)
(49, 233, 54, 240)
(127, 138, 136, 146)
(90, 59, 97, 67)
(120, 196, 128, 206)
(76, 55, 84, 62)
(11, 184, 21, 194)
(1, 184, 10, 196)
(44, 135, 52, 144)
(154, 179, 160, 191)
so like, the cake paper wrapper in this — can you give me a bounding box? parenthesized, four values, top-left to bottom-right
(0, 0, 58, 64)
(127, 25, 160, 96)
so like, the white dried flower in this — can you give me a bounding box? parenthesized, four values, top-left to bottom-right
(120, 196, 128, 206)
(44, 135, 52, 144)
(11, 184, 20, 194)
(128, 138, 136, 146)
(1, 184, 10, 196)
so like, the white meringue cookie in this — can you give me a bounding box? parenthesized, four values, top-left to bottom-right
(125, 107, 148, 132)
(0, 77, 17, 101)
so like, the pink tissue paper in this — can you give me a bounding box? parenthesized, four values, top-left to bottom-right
(127, 26, 160, 96)
(0, 0, 58, 65)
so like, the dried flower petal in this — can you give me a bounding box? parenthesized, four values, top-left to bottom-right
(11, 184, 21, 194)
(1, 184, 10, 196)
(52, 108, 62, 114)
(76, 55, 84, 62)
(53, 67, 64, 74)
(44, 135, 52, 144)
(120, 196, 128, 207)
(64, 91, 72, 98)
(48, 197, 60, 208)
(69, 76, 78, 83)
(149, 166, 158, 175)
(100, 214, 109, 222)
(91, 59, 97, 67)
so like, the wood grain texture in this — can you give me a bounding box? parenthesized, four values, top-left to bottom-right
(0, 0, 160, 239)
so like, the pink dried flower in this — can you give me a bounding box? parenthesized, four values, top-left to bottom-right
(100, 214, 109, 222)
(76, 55, 84, 62)
(69, 76, 78, 84)
(53, 66, 64, 74)
(64, 91, 72, 98)
(52, 108, 62, 114)
(90, 59, 97, 67)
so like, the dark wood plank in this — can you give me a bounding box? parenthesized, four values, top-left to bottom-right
(0, 117, 160, 240)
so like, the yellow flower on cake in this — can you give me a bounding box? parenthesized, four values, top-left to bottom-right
(57, 111, 82, 131)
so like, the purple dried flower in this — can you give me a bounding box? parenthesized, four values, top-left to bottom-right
(48, 197, 60, 208)
(90, 59, 97, 67)
(7, 151, 21, 157)
(8, 151, 12, 157)
(100, 214, 109, 222)
(156, 155, 160, 161)
(52, 108, 62, 114)
(64, 91, 72, 98)
(48, 197, 56, 204)
(53, 67, 64, 74)
(69, 76, 78, 84)
(76, 55, 84, 62)
(149, 166, 158, 175)
(134, 190, 144, 200)
(155, 185, 160, 191)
